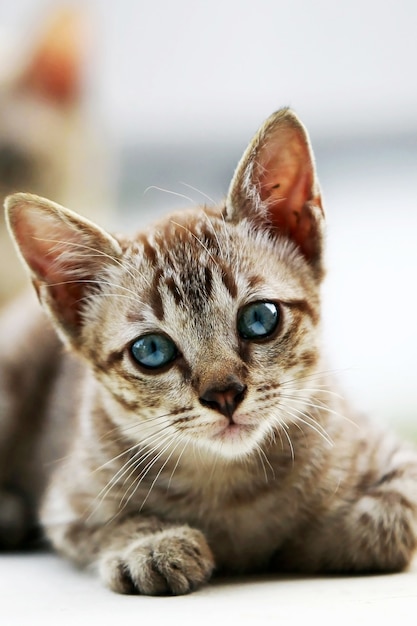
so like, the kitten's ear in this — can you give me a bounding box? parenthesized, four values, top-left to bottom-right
(5, 193, 122, 346)
(20, 8, 85, 104)
(226, 108, 324, 278)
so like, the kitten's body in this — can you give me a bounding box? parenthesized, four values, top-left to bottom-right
(1, 109, 417, 594)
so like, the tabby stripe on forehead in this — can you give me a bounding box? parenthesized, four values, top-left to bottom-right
(138, 234, 158, 266)
(247, 274, 264, 290)
(149, 267, 165, 320)
(165, 276, 183, 306)
(217, 260, 238, 298)
(204, 266, 213, 298)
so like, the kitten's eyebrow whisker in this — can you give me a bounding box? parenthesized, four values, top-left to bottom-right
(200, 209, 226, 261)
(219, 210, 233, 265)
(144, 185, 194, 205)
(179, 181, 216, 206)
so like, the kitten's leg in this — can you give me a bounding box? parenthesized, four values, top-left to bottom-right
(45, 514, 215, 595)
(278, 437, 417, 573)
(0, 295, 39, 548)
(0, 292, 61, 549)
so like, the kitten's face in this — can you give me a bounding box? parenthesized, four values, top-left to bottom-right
(83, 208, 321, 460)
(6, 107, 325, 463)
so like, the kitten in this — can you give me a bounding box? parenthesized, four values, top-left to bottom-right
(0, 8, 111, 304)
(2, 108, 417, 595)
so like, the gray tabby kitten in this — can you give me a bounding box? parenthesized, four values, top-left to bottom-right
(1, 108, 417, 595)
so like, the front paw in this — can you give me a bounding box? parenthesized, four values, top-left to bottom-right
(99, 526, 215, 595)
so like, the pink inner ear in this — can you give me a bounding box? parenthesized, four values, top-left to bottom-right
(12, 205, 89, 332)
(7, 193, 123, 343)
(254, 128, 323, 262)
(12, 208, 69, 284)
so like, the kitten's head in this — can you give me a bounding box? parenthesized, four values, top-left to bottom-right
(5, 108, 325, 461)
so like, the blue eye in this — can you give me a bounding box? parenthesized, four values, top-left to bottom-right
(237, 301, 280, 340)
(131, 334, 177, 369)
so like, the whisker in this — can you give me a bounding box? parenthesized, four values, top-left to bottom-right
(280, 367, 353, 388)
(120, 431, 175, 488)
(256, 446, 276, 482)
(139, 435, 187, 511)
(169, 220, 220, 270)
(207, 444, 221, 484)
(201, 209, 226, 261)
(97, 414, 195, 448)
(280, 392, 359, 430)
(281, 404, 334, 448)
(121, 434, 181, 510)
(34, 236, 151, 288)
(281, 385, 345, 401)
(144, 185, 194, 205)
(279, 420, 295, 465)
(87, 427, 174, 519)
(92, 445, 138, 475)
(167, 437, 190, 490)
(96, 433, 176, 524)
(94, 418, 172, 470)
(96, 411, 181, 444)
(219, 210, 232, 264)
(179, 181, 216, 206)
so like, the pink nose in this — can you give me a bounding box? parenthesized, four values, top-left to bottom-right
(199, 380, 247, 420)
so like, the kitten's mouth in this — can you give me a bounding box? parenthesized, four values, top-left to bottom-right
(212, 418, 255, 442)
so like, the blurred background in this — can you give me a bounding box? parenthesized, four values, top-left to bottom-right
(0, 0, 416, 431)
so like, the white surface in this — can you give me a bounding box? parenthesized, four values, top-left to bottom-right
(1, 552, 417, 624)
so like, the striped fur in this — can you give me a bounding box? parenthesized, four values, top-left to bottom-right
(1, 108, 417, 595)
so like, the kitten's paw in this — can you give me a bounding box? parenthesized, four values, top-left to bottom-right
(99, 526, 215, 595)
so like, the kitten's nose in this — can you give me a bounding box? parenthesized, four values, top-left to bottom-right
(199, 379, 247, 420)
